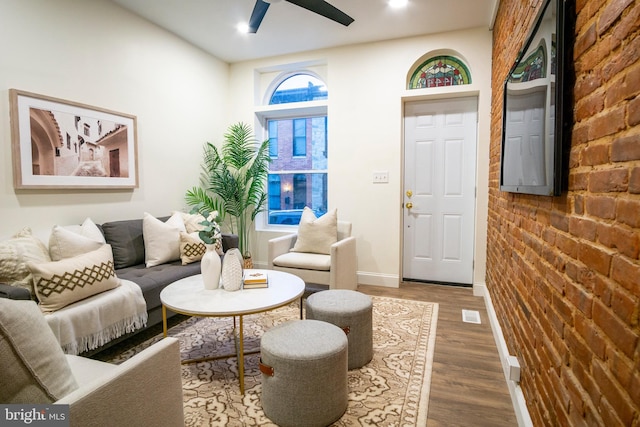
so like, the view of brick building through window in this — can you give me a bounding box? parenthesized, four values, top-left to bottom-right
(266, 74, 328, 225)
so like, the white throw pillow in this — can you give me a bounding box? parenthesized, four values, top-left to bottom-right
(172, 211, 207, 234)
(29, 244, 120, 313)
(143, 212, 186, 267)
(291, 207, 338, 255)
(0, 228, 51, 298)
(48, 218, 105, 261)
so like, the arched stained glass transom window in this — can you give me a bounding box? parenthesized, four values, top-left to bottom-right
(408, 56, 471, 89)
(269, 74, 327, 104)
(508, 41, 547, 83)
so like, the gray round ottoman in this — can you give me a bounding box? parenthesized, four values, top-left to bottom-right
(260, 319, 348, 427)
(306, 290, 373, 370)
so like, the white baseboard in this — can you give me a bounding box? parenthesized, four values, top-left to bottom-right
(475, 282, 533, 427)
(357, 272, 399, 288)
(250, 264, 399, 288)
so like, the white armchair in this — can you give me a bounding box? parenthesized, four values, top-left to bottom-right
(268, 220, 357, 290)
(0, 299, 185, 427)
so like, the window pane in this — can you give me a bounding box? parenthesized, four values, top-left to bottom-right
(268, 175, 281, 210)
(267, 173, 327, 225)
(268, 121, 278, 157)
(266, 116, 327, 226)
(293, 118, 306, 156)
(269, 74, 328, 104)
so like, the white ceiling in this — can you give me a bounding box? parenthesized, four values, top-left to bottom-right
(109, 0, 499, 63)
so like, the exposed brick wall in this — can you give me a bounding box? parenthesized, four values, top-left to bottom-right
(488, 0, 639, 425)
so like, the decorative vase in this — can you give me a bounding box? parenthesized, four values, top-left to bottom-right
(221, 248, 243, 291)
(201, 250, 221, 290)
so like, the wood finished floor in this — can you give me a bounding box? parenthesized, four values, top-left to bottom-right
(359, 282, 518, 427)
(94, 281, 518, 426)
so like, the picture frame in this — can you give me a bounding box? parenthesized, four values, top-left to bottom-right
(9, 89, 139, 189)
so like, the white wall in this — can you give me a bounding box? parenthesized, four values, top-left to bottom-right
(0, 0, 229, 240)
(0, 1, 492, 288)
(229, 27, 493, 287)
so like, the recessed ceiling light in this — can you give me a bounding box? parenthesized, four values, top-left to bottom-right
(389, 0, 408, 8)
(237, 23, 250, 33)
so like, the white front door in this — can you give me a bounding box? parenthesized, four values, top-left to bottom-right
(403, 97, 478, 285)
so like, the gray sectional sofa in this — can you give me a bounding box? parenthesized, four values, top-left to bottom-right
(0, 216, 238, 355)
(98, 217, 238, 330)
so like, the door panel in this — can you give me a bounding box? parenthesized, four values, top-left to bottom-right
(403, 97, 477, 285)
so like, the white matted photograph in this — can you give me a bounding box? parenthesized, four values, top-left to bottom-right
(9, 89, 138, 189)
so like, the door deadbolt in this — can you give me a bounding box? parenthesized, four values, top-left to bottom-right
(406, 190, 413, 198)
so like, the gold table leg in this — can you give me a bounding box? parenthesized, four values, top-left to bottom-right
(162, 305, 168, 337)
(238, 315, 245, 395)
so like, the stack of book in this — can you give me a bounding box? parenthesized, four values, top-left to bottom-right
(243, 271, 268, 289)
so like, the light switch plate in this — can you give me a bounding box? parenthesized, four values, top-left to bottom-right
(372, 171, 389, 183)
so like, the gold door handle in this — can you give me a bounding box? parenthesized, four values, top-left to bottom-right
(406, 202, 413, 209)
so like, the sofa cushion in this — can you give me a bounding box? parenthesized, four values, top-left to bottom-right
(115, 261, 202, 311)
(101, 218, 146, 270)
(291, 207, 338, 255)
(48, 218, 106, 261)
(29, 245, 120, 313)
(143, 212, 186, 268)
(0, 298, 78, 403)
(0, 227, 51, 298)
(273, 252, 331, 271)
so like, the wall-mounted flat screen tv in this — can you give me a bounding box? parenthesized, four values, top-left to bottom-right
(500, 0, 574, 196)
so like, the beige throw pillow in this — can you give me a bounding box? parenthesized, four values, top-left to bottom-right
(48, 218, 105, 261)
(172, 211, 207, 234)
(179, 232, 207, 265)
(143, 212, 186, 267)
(0, 228, 51, 298)
(29, 244, 120, 313)
(291, 207, 338, 255)
(0, 298, 78, 403)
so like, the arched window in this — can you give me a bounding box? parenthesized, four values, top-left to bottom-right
(261, 72, 329, 227)
(508, 41, 547, 83)
(408, 55, 471, 89)
(269, 74, 327, 104)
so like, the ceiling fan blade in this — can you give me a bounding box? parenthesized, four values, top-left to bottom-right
(248, 0, 270, 33)
(285, 0, 354, 26)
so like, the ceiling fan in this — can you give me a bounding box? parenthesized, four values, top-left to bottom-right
(248, 0, 355, 33)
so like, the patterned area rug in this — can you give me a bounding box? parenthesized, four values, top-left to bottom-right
(106, 296, 438, 426)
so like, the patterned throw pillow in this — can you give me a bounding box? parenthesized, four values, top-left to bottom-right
(291, 207, 338, 255)
(0, 228, 51, 298)
(179, 232, 207, 265)
(29, 244, 120, 313)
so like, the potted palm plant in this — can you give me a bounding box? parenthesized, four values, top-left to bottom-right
(185, 122, 270, 267)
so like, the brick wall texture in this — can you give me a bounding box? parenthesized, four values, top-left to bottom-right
(488, 0, 639, 425)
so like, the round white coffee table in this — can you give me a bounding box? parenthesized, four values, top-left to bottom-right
(160, 269, 304, 394)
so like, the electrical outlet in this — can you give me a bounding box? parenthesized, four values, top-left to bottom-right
(372, 171, 389, 183)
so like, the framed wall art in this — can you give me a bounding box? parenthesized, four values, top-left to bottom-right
(9, 89, 139, 189)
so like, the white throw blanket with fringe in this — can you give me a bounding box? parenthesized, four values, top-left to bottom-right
(44, 279, 148, 355)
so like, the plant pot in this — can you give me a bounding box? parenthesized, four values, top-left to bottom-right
(243, 251, 253, 269)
